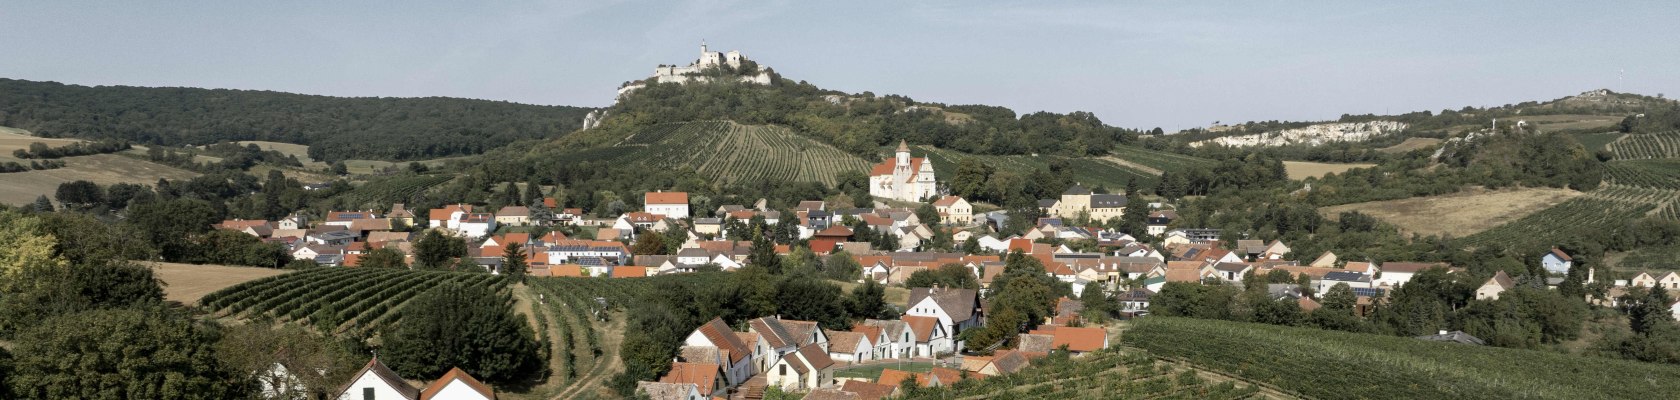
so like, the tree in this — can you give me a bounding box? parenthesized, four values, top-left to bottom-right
(412, 230, 467, 269)
(381, 281, 542, 385)
(329, 161, 348, 175)
(1, 260, 164, 337)
(216, 324, 364, 400)
(9, 307, 242, 399)
(127, 198, 220, 261)
(630, 230, 667, 255)
(30, 195, 53, 212)
(54, 180, 104, 210)
(823, 251, 862, 282)
(1078, 282, 1113, 323)
(502, 242, 529, 282)
(776, 277, 848, 329)
(747, 233, 781, 274)
(358, 247, 407, 268)
(845, 280, 891, 320)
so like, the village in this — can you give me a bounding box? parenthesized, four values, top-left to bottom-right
(206, 146, 1680, 400)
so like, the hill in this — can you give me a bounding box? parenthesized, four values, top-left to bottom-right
(1122, 317, 1680, 400)
(0, 78, 592, 162)
(0, 126, 200, 205)
(527, 120, 871, 188)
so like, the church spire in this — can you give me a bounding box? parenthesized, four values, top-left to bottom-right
(897, 140, 910, 152)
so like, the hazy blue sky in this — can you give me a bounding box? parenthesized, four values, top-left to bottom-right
(3, 1, 1676, 130)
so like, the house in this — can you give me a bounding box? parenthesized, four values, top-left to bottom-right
(1309, 251, 1338, 268)
(859, 319, 911, 359)
(1375, 262, 1443, 287)
(905, 287, 984, 337)
(494, 206, 531, 226)
(823, 330, 873, 363)
(635, 382, 703, 400)
(1116, 289, 1153, 314)
(455, 213, 497, 238)
(1025, 325, 1108, 355)
(660, 362, 725, 397)
(1318, 271, 1373, 296)
(333, 357, 418, 400)
(1627, 272, 1680, 289)
(1476, 270, 1515, 300)
(1210, 262, 1251, 282)
(278, 214, 308, 230)
(973, 350, 1031, 376)
(803, 388, 861, 400)
(877, 369, 934, 388)
(217, 219, 274, 237)
(810, 226, 854, 254)
(901, 315, 953, 356)
(766, 344, 836, 391)
(1145, 210, 1176, 236)
(931, 196, 972, 225)
(839, 380, 899, 400)
(869, 141, 938, 202)
(645, 191, 691, 219)
(307, 230, 357, 246)
(418, 367, 496, 400)
(681, 317, 755, 386)
(749, 317, 829, 373)
(429, 204, 473, 230)
(386, 204, 416, 227)
(1542, 248, 1574, 275)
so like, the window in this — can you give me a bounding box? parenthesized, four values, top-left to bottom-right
(779, 364, 786, 376)
(363, 388, 375, 400)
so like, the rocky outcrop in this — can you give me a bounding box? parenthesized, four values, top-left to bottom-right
(581, 109, 606, 130)
(1191, 121, 1408, 148)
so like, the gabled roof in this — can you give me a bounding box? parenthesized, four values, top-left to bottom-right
(1090, 194, 1127, 208)
(335, 357, 419, 400)
(660, 362, 721, 395)
(645, 191, 690, 205)
(1062, 185, 1092, 196)
(495, 206, 530, 217)
(929, 367, 966, 386)
(749, 317, 800, 349)
(1486, 270, 1515, 290)
(1016, 333, 1056, 353)
(861, 319, 907, 340)
(803, 388, 861, 400)
(906, 287, 981, 322)
(815, 226, 854, 237)
(1380, 262, 1443, 274)
(694, 317, 750, 364)
(931, 196, 965, 207)
(988, 350, 1030, 374)
(901, 315, 940, 342)
(796, 343, 835, 371)
(636, 382, 697, 400)
(1031, 325, 1106, 352)
(419, 367, 495, 400)
(840, 380, 898, 400)
(1549, 248, 1573, 261)
(825, 330, 867, 352)
(428, 204, 471, 221)
(878, 369, 932, 387)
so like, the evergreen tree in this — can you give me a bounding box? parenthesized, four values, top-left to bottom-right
(30, 195, 53, 213)
(502, 242, 528, 283)
(845, 280, 890, 320)
(381, 281, 542, 385)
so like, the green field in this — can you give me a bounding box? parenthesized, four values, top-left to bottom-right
(1609, 130, 1680, 160)
(1459, 185, 1675, 250)
(570, 121, 872, 187)
(1573, 132, 1624, 153)
(1611, 244, 1680, 271)
(200, 268, 506, 336)
(1122, 317, 1680, 400)
(1605, 159, 1680, 190)
(833, 361, 934, 380)
(903, 346, 1275, 399)
(526, 273, 731, 397)
(919, 146, 1159, 190)
(1108, 144, 1216, 174)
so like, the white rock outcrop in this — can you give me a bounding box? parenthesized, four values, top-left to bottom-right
(1191, 121, 1408, 148)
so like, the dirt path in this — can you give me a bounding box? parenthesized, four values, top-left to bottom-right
(552, 310, 626, 399)
(1098, 156, 1163, 175)
(507, 285, 571, 398)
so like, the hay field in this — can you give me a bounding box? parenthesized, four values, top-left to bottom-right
(149, 262, 293, 305)
(0, 154, 199, 205)
(1319, 187, 1583, 238)
(1283, 161, 1376, 180)
(0, 126, 84, 163)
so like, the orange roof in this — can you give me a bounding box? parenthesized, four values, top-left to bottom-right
(816, 226, 854, 237)
(932, 196, 963, 207)
(902, 316, 939, 342)
(1007, 238, 1035, 254)
(217, 219, 271, 229)
(841, 380, 898, 400)
(543, 197, 558, 208)
(869, 160, 896, 176)
(547, 264, 584, 277)
(878, 369, 932, 387)
(343, 253, 363, 267)
(541, 231, 569, 243)
(1163, 262, 1204, 283)
(611, 266, 648, 278)
(428, 204, 471, 221)
(929, 367, 966, 386)
(418, 367, 494, 400)
(851, 324, 883, 342)
(1031, 325, 1106, 352)
(645, 191, 690, 205)
(660, 362, 721, 395)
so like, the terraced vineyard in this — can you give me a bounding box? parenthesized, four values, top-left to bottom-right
(1109, 145, 1217, 174)
(1459, 185, 1675, 250)
(1605, 159, 1680, 190)
(1124, 317, 1680, 400)
(1609, 130, 1680, 160)
(919, 146, 1158, 190)
(526, 273, 731, 397)
(329, 174, 455, 208)
(903, 347, 1282, 399)
(199, 267, 506, 336)
(613, 121, 870, 187)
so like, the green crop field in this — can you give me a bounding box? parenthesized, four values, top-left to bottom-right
(1572, 132, 1624, 153)
(1123, 317, 1680, 400)
(902, 346, 1278, 400)
(327, 174, 455, 209)
(1109, 144, 1216, 173)
(1609, 130, 1680, 160)
(919, 146, 1159, 191)
(1605, 159, 1680, 190)
(199, 268, 506, 336)
(1458, 184, 1676, 250)
(601, 121, 872, 187)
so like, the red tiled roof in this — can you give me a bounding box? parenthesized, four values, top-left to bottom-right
(902, 316, 939, 343)
(878, 369, 932, 387)
(645, 191, 690, 205)
(660, 362, 721, 395)
(419, 367, 494, 400)
(611, 266, 647, 278)
(1030, 325, 1106, 352)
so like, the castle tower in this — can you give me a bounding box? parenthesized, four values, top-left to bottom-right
(896, 140, 910, 166)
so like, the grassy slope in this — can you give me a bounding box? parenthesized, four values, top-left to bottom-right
(918, 146, 1159, 190)
(1122, 317, 1680, 400)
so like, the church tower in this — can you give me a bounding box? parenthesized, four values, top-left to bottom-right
(896, 140, 910, 167)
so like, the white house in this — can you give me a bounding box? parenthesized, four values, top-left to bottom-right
(931, 196, 972, 225)
(1542, 248, 1573, 275)
(334, 358, 418, 400)
(645, 191, 691, 219)
(455, 213, 497, 238)
(748, 317, 828, 373)
(417, 367, 496, 400)
(765, 344, 836, 391)
(635, 382, 703, 400)
(681, 317, 755, 386)
(823, 330, 874, 363)
(1476, 271, 1516, 301)
(902, 315, 954, 356)
(859, 319, 912, 359)
(905, 287, 984, 337)
(1374, 262, 1441, 287)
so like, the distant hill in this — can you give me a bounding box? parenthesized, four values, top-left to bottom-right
(532, 120, 870, 188)
(0, 78, 592, 162)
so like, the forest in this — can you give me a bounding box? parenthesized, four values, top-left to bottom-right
(0, 78, 591, 162)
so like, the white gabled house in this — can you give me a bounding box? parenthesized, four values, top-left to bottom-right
(822, 329, 874, 363)
(859, 319, 912, 359)
(905, 287, 985, 337)
(902, 315, 953, 356)
(334, 357, 418, 400)
(680, 317, 755, 386)
(765, 344, 836, 391)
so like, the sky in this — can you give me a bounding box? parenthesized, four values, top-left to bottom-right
(3, 1, 1677, 130)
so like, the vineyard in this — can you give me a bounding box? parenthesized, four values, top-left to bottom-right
(1458, 185, 1675, 250)
(903, 347, 1282, 400)
(329, 174, 455, 208)
(524, 273, 731, 397)
(1604, 159, 1680, 190)
(1608, 130, 1680, 160)
(609, 121, 871, 187)
(1109, 145, 1217, 174)
(918, 146, 1158, 191)
(1123, 317, 1680, 400)
(199, 267, 506, 336)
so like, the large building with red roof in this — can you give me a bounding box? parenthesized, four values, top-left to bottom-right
(869, 140, 937, 202)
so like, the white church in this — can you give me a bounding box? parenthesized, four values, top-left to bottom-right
(870, 141, 939, 202)
(617, 42, 773, 98)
